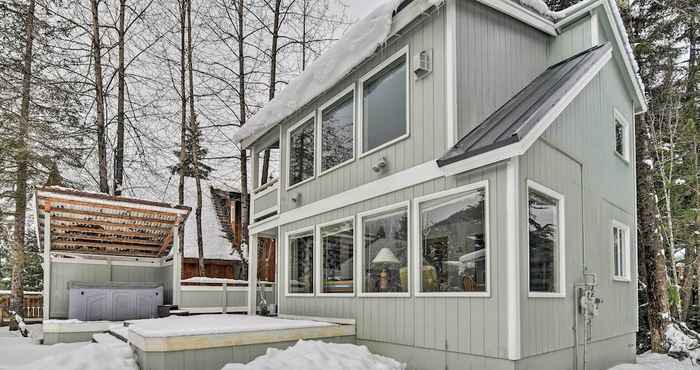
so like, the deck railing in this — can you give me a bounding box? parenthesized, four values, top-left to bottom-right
(0, 293, 43, 326)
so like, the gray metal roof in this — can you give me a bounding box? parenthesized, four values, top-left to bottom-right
(437, 43, 612, 167)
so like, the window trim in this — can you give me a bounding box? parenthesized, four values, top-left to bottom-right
(613, 108, 630, 163)
(412, 181, 491, 298)
(356, 201, 412, 298)
(357, 45, 411, 158)
(252, 127, 282, 194)
(284, 225, 316, 297)
(611, 219, 631, 282)
(526, 180, 567, 299)
(315, 216, 356, 297)
(318, 84, 357, 177)
(285, 112, 317, 191)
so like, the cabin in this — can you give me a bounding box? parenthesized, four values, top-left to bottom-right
(239, 0, 644, 369)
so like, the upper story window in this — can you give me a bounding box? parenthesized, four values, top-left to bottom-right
(287, 115, 315, 188)
(527, 180, 566, 298)
(321, 87, 355, 173)
(359, 48, 409, 155)
(415, 183, 489, 296)
(612, 220, 631, 281)
(318, 218, 355, 295)
(286, 227, 315, 296)
(614, 109, 630, 162)
(256, 140, 280, 188)
(358, 203, 409, 296)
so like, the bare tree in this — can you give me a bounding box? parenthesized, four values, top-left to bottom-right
(113, 0, 127, 196)
(90, 0, 109, 194)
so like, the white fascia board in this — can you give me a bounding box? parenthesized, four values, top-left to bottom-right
(475, 0, 557, 36)
(441, 47, 612, 178)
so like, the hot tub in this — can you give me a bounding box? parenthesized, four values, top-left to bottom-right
(68, 281, 163, 321)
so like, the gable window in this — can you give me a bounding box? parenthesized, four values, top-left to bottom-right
(415, 183, 489, 296)
(286, 228, 314, 295)
(318, 218, 355, 295)
(613, 109, 630, 161)
(528, 181, 565, 297)
(359, 48, 409, 155)
(612, 221, 630, 281)
(321, 88, 355, 173)
(358, 203, 409, 296)
(287, 115, 315, 188)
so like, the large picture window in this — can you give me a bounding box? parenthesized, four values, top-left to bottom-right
(360, 50, 408, 154)
(288, 117, 315, 187)
(287, 229, 314, 295)
(359, 205, 409, 295)
(528, 181, 565, 296)
(417, 186, 488, 295)
(612, 221, 630, 281)
(321, 89, 354, 173)
(319, 219, 354, 295)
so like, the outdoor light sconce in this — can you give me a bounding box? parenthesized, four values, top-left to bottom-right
(372, 157, 387, 173)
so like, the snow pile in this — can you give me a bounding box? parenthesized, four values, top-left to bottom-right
(221, 340, 406, 370)
(181, 276, 248, 284)
(608, 352, 697, 370)
(235, 0, 400, 143)
(13, 342, 138, 370)
(126, 314, 332, 338)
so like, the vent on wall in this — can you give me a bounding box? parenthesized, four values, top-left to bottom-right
(413, 49, 432, 79)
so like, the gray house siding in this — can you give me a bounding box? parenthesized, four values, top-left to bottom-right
(517, 44, 637, 363)
(278, 163, 512, 361)
(456, 0, 548, 137)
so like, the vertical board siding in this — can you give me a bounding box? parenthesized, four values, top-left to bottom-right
(278, 163, 510, 359)
(547, 16, 593, 65)
(520, 41, 637, 357)
(456, 0, 548, 138)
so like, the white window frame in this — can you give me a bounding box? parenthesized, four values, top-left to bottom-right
(318, 84, 356, 177)
(357, 45, 411, 158)
(613, 108, 630, 163)
(284, 225, 316, 297)
(285, 112, 317, 190)
(356, 201, 412, 298)
(526, 180, 566, 299)
(252, 127, 282, 194)
(611, 220, 631, 282)
(315, 216, 356, 297)
(412, 181, 490, 298)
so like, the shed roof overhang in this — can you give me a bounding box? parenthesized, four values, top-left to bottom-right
(438, 43, 612, 175)
(34, 186, 191, 258)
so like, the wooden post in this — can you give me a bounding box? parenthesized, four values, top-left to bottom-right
(42, 210, 51, 320)
(171, 226, 181, 306)
(247, 234, 258, 315)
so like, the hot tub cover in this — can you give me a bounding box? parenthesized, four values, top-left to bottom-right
(67, 281, 164, 289)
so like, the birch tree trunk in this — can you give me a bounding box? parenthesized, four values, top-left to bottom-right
(113, 0, 127, 196)
(91, 0, 109, 194)
(9, 0, 36, 332)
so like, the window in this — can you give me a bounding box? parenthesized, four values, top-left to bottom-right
(318, 218, 354, 295)
(288, 116, 315, 187)
(321, 88, 354, 173)
(417, 185, 488, 295)
(613, 109, 630, 161)
(359, 204, 409, 295)
(528, 181, 565, 297)
(257, 140, 280, 188)
(287, 229, 314, 295)
(612, 221, 630, 281)
(360, 49, 408, 154)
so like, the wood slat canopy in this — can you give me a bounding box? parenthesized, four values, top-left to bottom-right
(34, 186, 190, 258)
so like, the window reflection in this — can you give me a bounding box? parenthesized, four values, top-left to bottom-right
(363, 58, 407, 152)
(320, 220, 354, 294)
(289, 119, 315, 186)
(288, 231, 314, 294)
(528, 189, 560, 293)
(322, 92, 354, 172)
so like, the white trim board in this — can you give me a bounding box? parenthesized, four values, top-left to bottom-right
(505, 157, 521, 359)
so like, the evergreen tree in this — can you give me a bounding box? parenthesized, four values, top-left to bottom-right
(171, 116, 214, 180)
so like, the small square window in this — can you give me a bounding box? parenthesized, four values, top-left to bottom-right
(613, 110, 630, 161)
(615, 120, 625, 157)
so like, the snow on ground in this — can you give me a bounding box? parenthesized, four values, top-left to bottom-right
(609, 352, 698, 370)
(221, 340, 406, 370)
(181, 276, 248, 284)
(0, 325, 137, 370)
(126, 314, 332, 337)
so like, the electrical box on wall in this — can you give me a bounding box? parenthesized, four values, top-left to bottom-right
(413, 49, 432, 79)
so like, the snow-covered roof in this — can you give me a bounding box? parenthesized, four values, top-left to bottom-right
(179, 177, 241, 261)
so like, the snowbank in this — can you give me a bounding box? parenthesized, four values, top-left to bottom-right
(609, 352, 697, 370)
(12, 342, 138, 370)
(221, 340, 406, 370)
(126, 314, 332, 338)
(181, 277, 248, 284)
(235, 0, 400, 143)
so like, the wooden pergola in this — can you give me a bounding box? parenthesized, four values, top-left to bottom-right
(34, 186, 191, 258)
